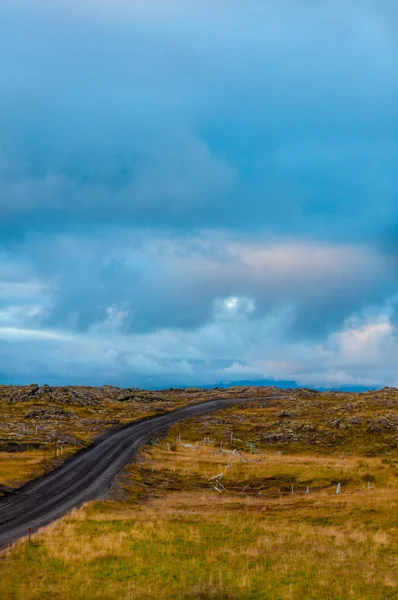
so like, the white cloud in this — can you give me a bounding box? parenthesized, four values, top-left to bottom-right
(0, 326, 68, 342)
(104, 305, 129, 328)
(213, 295, 255, 320)
(0, 304, 42, 327)
(228, 240, 388, 289)
(217, 361, 264, 377)
(330, 321, 394, 365)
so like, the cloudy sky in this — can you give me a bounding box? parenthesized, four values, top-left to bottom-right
(1, 1, 398, 388)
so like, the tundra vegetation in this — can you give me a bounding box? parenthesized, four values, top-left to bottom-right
(0, 385, 397, 599)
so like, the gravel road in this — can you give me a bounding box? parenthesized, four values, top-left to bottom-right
(0, 397, 246, 548)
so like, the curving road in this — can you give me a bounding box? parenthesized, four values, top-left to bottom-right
(0, 397, 247, 549)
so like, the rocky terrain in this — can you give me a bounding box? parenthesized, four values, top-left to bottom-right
(1, 384, 397, 493)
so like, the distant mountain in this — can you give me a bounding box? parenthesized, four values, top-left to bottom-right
(202, 379, 377, 393)
(204, 378, 297, 389)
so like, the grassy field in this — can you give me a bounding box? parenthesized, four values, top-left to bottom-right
(0, 387, 397, 599)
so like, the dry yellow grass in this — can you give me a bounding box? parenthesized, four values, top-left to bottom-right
(0, 449, 48, 488)
(0, 447, 78, 489)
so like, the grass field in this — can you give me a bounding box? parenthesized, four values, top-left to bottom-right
(0, 388, 397, 599)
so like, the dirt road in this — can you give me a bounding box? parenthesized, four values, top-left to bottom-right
(0, 398, 246, 548)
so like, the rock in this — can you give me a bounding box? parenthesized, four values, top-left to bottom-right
(24, 407, 77, 420)
(0, 440, 45, 452)
(0, 484, 15, 496)
(347, 416, 363, 425)
(262, 431, 300, 443)
(296, 423, 316, 432)
(366, 417, 398, 433)
(26, 384, 39, 396)
(277, 410, 295, 418)
(295, 388, 320, 398)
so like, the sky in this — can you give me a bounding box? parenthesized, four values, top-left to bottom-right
(1, 0, 398, 389)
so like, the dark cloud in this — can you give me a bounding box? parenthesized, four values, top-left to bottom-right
(0, 0, 398, 385)
(1, 0, 397, 239)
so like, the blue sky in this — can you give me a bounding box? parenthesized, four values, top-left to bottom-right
(1, 0, 398, 388)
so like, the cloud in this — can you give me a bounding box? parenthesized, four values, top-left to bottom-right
(2, 291, 398, 389)
(0, 0, 397, 386)
(0, 231, 396, 385)
(4, 231, 392, 337)
(0, 0, 397, 239)
(213, 296, 256, 320)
